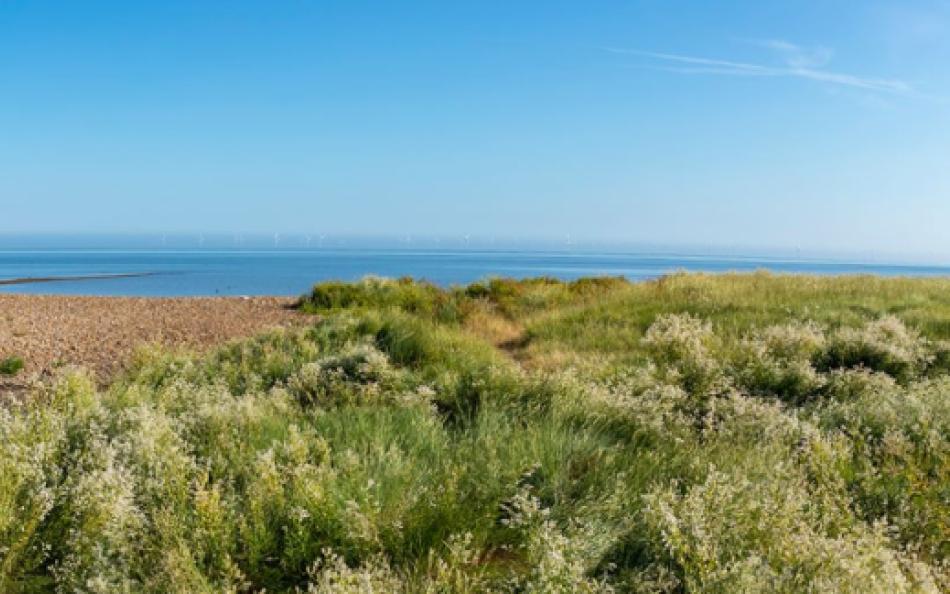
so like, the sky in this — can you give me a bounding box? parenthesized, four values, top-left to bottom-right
(1, 1, 949, 259)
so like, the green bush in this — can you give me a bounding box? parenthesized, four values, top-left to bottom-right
(732, 324, 826, 403)
(288, 344, 403, 407)
(0, 355, 24, 376)
(302, 276, 463, 323)
(818, 316, 932, 382)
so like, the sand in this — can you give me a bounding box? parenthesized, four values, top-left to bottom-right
(0, 294, 307, 393)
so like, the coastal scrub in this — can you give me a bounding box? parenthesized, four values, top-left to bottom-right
(1, 273, 948, 592)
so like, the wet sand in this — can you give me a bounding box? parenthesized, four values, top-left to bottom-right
(0, 294, 307, 393)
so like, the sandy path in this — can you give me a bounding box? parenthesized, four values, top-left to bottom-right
(0, 294, 307, 392)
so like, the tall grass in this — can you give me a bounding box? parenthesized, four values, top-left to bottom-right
(1, 274, 948, 592)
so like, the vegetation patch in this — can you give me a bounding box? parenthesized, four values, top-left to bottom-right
(1, 274, 949, 592)
(0, 355, 24, 376)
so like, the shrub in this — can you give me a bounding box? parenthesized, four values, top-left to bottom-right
(643, 469, 939, 593)
(733, 324, 826, 403)
(0, 356, 24, 376)
(925, 340, 950, 376)
(812, 377, 950, 564)
(641, 313, 724, 396)
(288, 344, 399, 407)
(303, 550, 404, 593)
(819, 317, 932, 382)
(500, 487, 615, 593)
(821, 368, 897, 403)
(303, 277, 462, 322)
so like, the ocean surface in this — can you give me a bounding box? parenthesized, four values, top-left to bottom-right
(1, 248, 949, 297)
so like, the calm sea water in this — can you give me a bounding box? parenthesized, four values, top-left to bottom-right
(1, 249, 948, 297)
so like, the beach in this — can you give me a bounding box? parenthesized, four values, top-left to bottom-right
(0, 294, 305, 393)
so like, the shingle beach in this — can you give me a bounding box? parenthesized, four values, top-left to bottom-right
(0, 294, 305, 393)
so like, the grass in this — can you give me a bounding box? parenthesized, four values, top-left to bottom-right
(1, 273, 948, 592)
(0, 356, 24, 376)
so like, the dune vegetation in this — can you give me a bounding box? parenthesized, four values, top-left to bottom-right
(2, 273, 949, 592)
(0, 356, 24, 376)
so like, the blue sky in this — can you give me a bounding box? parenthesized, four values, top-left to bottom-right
(2, 1, 949, 258)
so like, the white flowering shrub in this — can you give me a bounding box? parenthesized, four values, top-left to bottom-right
(303, 534, 491, 593)
(53, 438, 147, 593)
(303, 550, 404, 593)
(812, 377, 950, 572)
(500, 487, 614, 593)
(0, 405, 61, 591)
(700, 390, 806, 448)
(643, 468, 940, 593)
(733, 324, 826, 403)
(820, 316, 932, 382)
(288, 344, 398, 407)
(641, 313, 725, 395)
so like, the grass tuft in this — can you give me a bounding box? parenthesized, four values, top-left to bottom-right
(0, 355, 24, 376)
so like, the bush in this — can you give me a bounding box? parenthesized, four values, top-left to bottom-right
(819, 316, 932, 382)
(641, 313, 724, 396)
(303, 277, 462, 323)
(811, 377, 950, 563)
(733, 324, 826, 403)
(821, 368, 897, 403)
(643, 469, 939, 593)
(0, 355, 24, 376)
(288, 344, 400, 407)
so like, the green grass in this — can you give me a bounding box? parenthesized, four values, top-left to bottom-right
(0, 356, 24, 376)
(520, 272, 950, 367)
(1, 273, 949, 592)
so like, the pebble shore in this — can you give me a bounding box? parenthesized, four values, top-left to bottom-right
(1, 294, 306, 393)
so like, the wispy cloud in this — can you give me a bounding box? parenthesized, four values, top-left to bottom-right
(744, 39, 834, 69)
(607, 41, 913, 95)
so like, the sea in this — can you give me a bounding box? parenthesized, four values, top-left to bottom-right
(1, 239, 949, 297)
